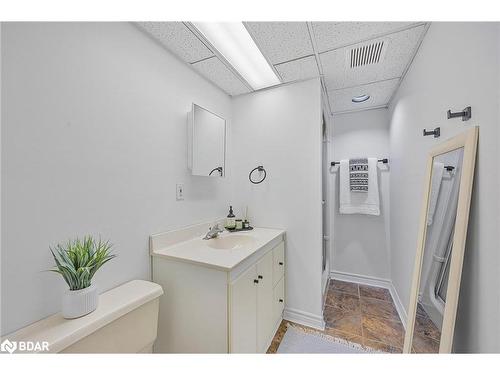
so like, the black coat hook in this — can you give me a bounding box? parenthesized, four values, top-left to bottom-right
(423, 127, 441, 138)
(447, 106, 471, 121)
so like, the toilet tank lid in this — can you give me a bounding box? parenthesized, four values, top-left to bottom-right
(2, 280, 163, 353)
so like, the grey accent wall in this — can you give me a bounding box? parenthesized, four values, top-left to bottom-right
(231, 79, 324, 321)
(1, 22, 233, 335)
(330, 108, 391, 280)
(388, 22, 500, 352)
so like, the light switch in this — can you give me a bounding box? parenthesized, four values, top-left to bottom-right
(176, 183, 184, 201)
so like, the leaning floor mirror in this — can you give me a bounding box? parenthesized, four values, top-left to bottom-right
(403, 127, 478, 353)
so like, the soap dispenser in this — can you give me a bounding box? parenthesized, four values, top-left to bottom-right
(226, 206, 236, 229)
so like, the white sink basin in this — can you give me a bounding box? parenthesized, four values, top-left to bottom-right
(206, 235, 256, 250)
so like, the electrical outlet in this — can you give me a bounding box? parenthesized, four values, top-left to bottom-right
(176, 183, 184, 201)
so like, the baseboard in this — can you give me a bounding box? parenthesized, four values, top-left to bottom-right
(330, 270, 392, 289)
(283, 307, 325, 331)
(322, 274, 329, 306)
(388, 284, 408, 330)
(330, 270, 408, 330)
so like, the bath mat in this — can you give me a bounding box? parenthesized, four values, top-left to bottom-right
(276, 325, 380, 354)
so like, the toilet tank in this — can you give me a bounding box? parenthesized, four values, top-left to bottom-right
(2, 280, 163, 353)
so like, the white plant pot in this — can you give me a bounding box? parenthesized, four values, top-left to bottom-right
(62, 284, 98, 319)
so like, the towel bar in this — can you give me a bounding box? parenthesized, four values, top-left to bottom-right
(330, 158, 388, 167)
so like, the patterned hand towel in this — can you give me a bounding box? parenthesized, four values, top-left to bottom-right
(349, 158, 369, 192)
(340, 158, 380, 215)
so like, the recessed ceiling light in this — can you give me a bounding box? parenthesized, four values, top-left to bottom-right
(192, 22, 281, 91)
(352, 94, 370, 103)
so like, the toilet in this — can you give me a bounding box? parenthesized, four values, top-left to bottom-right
(3, 280, 163, 353)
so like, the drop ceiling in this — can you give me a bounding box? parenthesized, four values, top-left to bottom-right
(137, 22, 429, 114)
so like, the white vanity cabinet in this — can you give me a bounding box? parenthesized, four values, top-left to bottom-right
(230, 249, 278, 353)
(272, 242, 286, 327)
(229, 261, 259, 353)
(229, 241, 286, 353)
(151, 226, 285, 353)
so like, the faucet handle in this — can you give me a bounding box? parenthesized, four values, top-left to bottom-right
(212, 223, 225, 234)
(208, 222, 220, 231)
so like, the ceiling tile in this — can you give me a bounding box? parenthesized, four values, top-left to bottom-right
(192, 57, 251, 96)
(137, 22, 213, 63)
(244, 22, 314, 64)
(328, 78, 400, 113)
(320, 25, 426, 90)
(275, 56, 320, 83)
(312, 22, 420, 52)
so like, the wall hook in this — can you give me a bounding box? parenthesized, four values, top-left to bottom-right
(447, 106, 471, 121)
(423, 127, 441, 138)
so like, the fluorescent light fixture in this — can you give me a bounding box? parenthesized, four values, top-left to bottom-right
(192, 22, 281, 91)
(352, 94, 370, 103)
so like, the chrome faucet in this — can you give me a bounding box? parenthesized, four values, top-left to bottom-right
(203, 223, 224, 240)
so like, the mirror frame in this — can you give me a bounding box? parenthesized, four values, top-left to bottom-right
(403, 126, 479, 353)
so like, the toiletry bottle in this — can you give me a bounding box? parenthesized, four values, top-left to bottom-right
(235, 219, 243, 230)
(243, 206, 250, 229)
(226, 206, 236, 229)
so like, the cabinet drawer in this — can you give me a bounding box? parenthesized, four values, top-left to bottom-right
(272, 277, 285, 325)
(272, 242, 285, 286)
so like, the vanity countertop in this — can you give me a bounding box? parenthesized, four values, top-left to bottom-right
(151, 227, 285, 271)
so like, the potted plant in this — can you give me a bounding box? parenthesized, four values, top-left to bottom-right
(50, 236, 116, 319)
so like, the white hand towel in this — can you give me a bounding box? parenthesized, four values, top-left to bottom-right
(427, 162, 445, 226)
(339, 157, 380, 215)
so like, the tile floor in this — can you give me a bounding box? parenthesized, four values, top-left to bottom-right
(411, 303, 441, 353)
(267, 279, 405, 353)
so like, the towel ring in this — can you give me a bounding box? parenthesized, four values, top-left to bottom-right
(249, 165, 267, 184)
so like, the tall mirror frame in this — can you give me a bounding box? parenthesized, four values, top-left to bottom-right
(403, 127, 479, 353)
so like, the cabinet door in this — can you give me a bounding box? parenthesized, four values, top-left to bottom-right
(272, 242, 285, 286)
(230, 265, 257, 353)
(273, 276, 285, 326)
(256, 250, 274, 352)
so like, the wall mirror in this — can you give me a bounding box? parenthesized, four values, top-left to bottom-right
(187, 103, 226, 177)
(404, 127, 478, 353)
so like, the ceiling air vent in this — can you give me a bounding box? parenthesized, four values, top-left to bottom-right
(348, 40, 386, 68)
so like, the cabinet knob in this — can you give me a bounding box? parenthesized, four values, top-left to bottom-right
(254, 279, 259, 284)
(258, 275, 263, 279)
(279, 262, 284, 266)
(279, 299, 284, 303)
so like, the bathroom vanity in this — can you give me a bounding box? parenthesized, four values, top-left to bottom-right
(150, 222, 285, 353)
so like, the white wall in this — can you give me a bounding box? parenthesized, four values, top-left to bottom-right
(389, 22, 500, 352)
(230, 79, 324, 324)
(321, 100, 334, 296)
(330, 108, 391, 280)
(1, 22, 233, 335)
